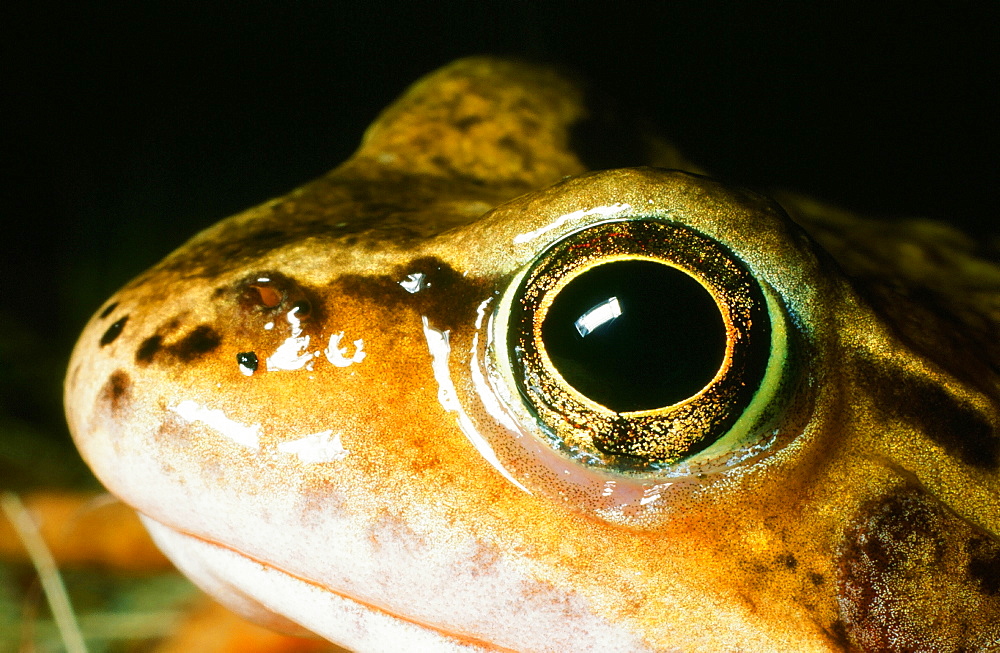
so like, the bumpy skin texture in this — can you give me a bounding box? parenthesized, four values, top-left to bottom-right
(65, 58, 1000, 652)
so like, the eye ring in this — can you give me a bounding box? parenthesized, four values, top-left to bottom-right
(499, 218, 787, 469)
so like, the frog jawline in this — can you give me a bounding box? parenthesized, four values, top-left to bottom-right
(140, 516, 498, 652)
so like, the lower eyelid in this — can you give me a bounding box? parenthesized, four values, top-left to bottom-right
(458, 314, 798, 528)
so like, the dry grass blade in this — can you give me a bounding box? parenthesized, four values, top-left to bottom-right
(1, 492, 88, 653)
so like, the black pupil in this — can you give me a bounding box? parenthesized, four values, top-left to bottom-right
(541, 260, 727, 413)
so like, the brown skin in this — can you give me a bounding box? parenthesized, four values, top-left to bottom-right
(65, 58, 999, 652)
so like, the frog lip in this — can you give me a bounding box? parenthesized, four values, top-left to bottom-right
(139, 515, 503, 652)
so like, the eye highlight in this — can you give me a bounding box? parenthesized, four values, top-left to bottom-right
(495, 218, 791, 472)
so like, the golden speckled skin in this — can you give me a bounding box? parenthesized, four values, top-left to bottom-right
(65, 58, 1000, 652)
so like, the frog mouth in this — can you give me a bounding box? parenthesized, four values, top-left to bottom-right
(139, 516, 505, 652)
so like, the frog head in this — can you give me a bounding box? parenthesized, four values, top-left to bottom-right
(65, 57, 999, 652)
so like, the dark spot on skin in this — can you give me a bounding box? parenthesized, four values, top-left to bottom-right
(172, 325, 221, 361)
(922, 399, 997, 471)
(99, 302, 119, 319)
(100, 316, 128, 346)
(837, 486, 1000, 650)
(808, 572, 825, 586)
(429, 154, 452, 171)
(967, 536, 1000, 596)
(779, 553, 798, 570)
(506, 96, 531, 113)
(335, 257, 489, 333)
(136, 335, 163, 364)
(154, 411, 192, 445)
(824, 620, 852, 650)
(853, 279, 1000, 394)
(135, 325, 221, 365)
(857, 360, 999, 471)
(99, 370, 131, 415)
(237, 351, 258, 373)
(426, 154, 492, 187)
(453, 115, 483, 131)
(497, 135, 534, 171)
(735, 590, 758, 614)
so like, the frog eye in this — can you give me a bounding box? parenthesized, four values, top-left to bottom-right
(492, 218, 791, 472)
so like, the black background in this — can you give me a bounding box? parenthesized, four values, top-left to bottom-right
(2, 2, 997, 481)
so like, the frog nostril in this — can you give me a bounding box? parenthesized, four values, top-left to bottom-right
(237, 271, 312, 317)
(252, 284, 283, 308)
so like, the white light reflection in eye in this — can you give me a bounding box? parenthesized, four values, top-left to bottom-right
(574, 297, 622, 337)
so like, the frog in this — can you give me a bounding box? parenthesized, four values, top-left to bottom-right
(64, 57, 1000, 652)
